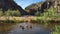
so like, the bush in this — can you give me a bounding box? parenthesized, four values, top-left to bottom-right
(39, 7, 60, 18)
(0, 10, 3, 16)
(51, 25, 60, 34)
(35, 11, 40, 16)
(5, 10, 21, 17)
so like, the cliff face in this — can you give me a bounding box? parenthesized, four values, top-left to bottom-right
(0, 0, 28, 15)
(0, 0, 59, 16)
(25, 0, 59, 15)
(39, 1, 53, 13)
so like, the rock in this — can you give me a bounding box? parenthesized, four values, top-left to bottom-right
(0, 0, 28, 15)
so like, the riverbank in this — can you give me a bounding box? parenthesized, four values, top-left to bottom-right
(0, 16, 60, 23)
(0, 16, 60, 34)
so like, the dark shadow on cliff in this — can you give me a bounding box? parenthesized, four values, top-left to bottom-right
(0, 0, 28, 16)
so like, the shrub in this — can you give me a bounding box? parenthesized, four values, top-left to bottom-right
(0, 10, 3, 16)
(39, 7, 60, 18)
(51, 25, 60, 34)
(5, 10, 21, 17)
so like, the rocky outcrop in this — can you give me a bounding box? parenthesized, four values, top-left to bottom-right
(0, 0, 28, 15)
(38, 1, 53, 13)
(25, 0, 58, 15)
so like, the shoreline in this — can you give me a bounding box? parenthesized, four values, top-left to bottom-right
(0, 16, 60, 23)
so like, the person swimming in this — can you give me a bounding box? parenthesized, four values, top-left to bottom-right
(25, 21, 32, 27)
(20, 25, 24, 30)
(20, 21, 32, 30)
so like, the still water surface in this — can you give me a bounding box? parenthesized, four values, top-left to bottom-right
(0, 23, 52, 34)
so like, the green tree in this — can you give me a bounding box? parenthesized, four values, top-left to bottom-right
(5, 10, 21, 17)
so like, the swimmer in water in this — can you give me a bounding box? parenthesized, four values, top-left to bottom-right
(20, 20, 32, 30)
(25, 21, 32, 29)
(20, 25, 25, 30)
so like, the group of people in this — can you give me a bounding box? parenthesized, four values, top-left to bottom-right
(20, 16, 32, 30)
(20, 21, 32, 30)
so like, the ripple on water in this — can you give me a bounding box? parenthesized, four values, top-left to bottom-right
(0, 23, 52, 34)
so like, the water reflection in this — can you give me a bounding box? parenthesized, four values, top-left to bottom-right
(0, 23, 52, 34)
(20, 22, 32, 30)
(0, 23, 16, 34)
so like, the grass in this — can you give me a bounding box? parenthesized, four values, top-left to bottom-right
(0, 6, 60, 34)
(0, 16, 60, 23)
(0, 16, 25, 23)
(51, 25, 60, 34)
(0, 10, 21, 17)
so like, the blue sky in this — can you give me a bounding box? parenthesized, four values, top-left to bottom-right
(14, 0, 44, 9)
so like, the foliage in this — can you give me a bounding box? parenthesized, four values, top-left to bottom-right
(37, 7, 60, 34)
(35, 11, 40, 16)
(51, 25, 60, 34)
(25, 2, 43, 13)
(5, 10, 21, 17)
(39, 7, 60, 18)
(0, 10, 3, 16)
(25, 4, 36, 10)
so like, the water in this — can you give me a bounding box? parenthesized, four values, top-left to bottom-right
(0, 23, 52, 34)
